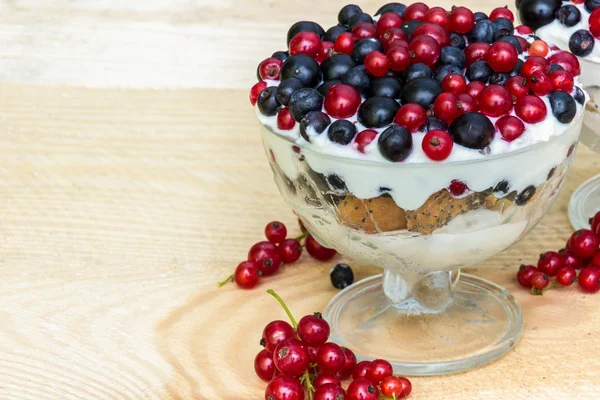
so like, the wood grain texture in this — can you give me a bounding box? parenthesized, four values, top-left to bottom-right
(0, 0, 599, 399)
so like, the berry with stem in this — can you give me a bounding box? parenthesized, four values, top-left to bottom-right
(279, 239, 303, 264)
(347, 378, 379, 400)
(569, 229, 599, 258)
(367, 359, 393, 383)
(265, 375, 304, 400)
(298, 312, 330, 346)
(261, 319, 296, 352)
(273, 338, 310, 376)
(530, 271, 550, 291)
(265, 221, 288, 244)
(255, 349, 276, 381)
(517, 265, 539, 288)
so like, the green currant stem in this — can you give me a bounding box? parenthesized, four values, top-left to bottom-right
(267, 289, 298, 329)
(217, 274, 234, 287)
(295, 231, 307, 243)
(302, 369, 315, 400)
(531, 280, 560, 295)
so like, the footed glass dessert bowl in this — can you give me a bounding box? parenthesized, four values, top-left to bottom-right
(260, 113, 583, 375)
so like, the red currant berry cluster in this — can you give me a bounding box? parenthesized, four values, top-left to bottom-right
(218, 219, 337, 289)
(516, 211, 600, 295)
(258, 290, 412, 400)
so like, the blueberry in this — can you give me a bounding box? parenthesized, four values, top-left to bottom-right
(400, 20, 423, 37)
(425, 116, 447, 132)
(338, 4, 363, 25)
(490, 72, 510, 86)
(378, 125, 413, 162)
(330, 263, 354, 289)
(494, 180, 510, 194)
(357, 96, 400, 128)
(569, 29, 595, 57)
(342, 65, 371, 94)
(281, 55, 322, 87)
(400, 77, 442, 109)
(549, 91, 577, 123)
(317, 80, 342, 96)
(257, 86, 280, 116)
(321, 54, 357, 81)
(585, 0, 600, 12)
(474, 11, 488, 22)
(287, 21, 326, 45)
(375, 3, 407, 16)
(440, 46, 467, 69)
(511, 58, 525, 76)
(348, 12, 373, 29)
(323, 24, 349, 43)
(276, 77, 305, 105)
(352, 38, 383, 63)
(450, 33, 466, 49)
(271, 51, 290, 62)
(300, 111, 331, 142)
(368, 76, 402, 98)
(435, 65, 462, 84)
(466, 61, 493, 83)
(326, 174, 348, 191)
(492, 18, 514, 39)
(400, 63, 433, 82)
(574, 86, 585, 105)
(556, 5, 581, 27)
(289, 88, 324, 121)
(515, 185, 536, 206)
(548, 64, 565, 73)
(518, 0, 562, 31)
(328, 120, 358, 145)
(497, 35, 523, 53)
(468, 20, 497, 43)
(448, 112, 495, 149)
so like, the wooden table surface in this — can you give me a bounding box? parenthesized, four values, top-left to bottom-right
(1, 1, 599, 399)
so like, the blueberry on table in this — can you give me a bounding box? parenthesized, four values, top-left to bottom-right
(276, 77, 304, 106)
(328, 120, 358, 145)
(287, 21, 326, 45)
(400, 78, 442, 109)
(338, 4, 363, 25)
(342, 65, 371, 95)
(448, 112, 495, 149)
(330, 263, 354, 289)
(300, 111, 331, 142)
(352, 38, 384, 63)
(281, 55, 322, 87)
(367, 76, 402, 99)
(257, 87, 280, 116)
(468, 20, 497, 43)
(400, 63, 432, 82)
(375, 3, 407, 17)
(378, 125, 413, 162)
(323, 25, 348, 43)
(357, 96, 400, 128)
(518, 0, 562, 31)
(321, 54, 357, 81)
(289, 88, 324, 121)
(549, 91, 577, 123)
(569, 30, 595, 57)
(466, 61, 493, 83)
(556, 5, 581, 27)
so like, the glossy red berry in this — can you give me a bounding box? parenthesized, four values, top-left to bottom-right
(578, 266, 600, 293)
(422, 130, 454, 161)
(298, 312, 330, 346)
(569, 229, 599, 258)
(265, 375, 304, 400)
(528, 40, 549, 57)
(262, 320, 296, 352)
(250, 81, 268, 106)
(381, 28, 408, 52)
(515, 95, 547, 124)
(496, 115, 525, 142)
(398, 377, 412, 398)
(279, 239, 303, 264)
(253, 245, 282, 276)
(274, 338, 310, 376)
(433, 92, 459, 123)
(347, 378, 379, 400)
(380, 376, 411, 398)
(521, 56, 549, 79)
(324, 84, 362, 119)
(313, 373, 341, 388)
(277, 108, 296, 130)
(412, 22, 451, 47)
(387, 45, 411, 72)
(289, 31, 322, 59)
(537, 251, 564, 276)
(306, 345, 319, 363)
(528, 70, 553, 96)
(395, 103, 427, 132)
(515, 25, 534, 35)
(306, 234, 337, 261)
(478, 85, 512, 117)
(334, 32, 355, 55)
(352, 360, 373, 380)
(354, 129, 378, 153)
(352, 22, 377, 40)
(465, 42, 490, 65)
(364, 50, 390, 77)
(489, 6, 514, 22)
(409, 35, 441, 67)
(314, 383, 346, 400)
(560, 249, 583, 270)
(404, 2, 429, 21)
(590, 8, 600, 39)
(367, 359, 393, 383)
(265, 221, 287, 244)
(259, 58, 284, 80)
(377, 12, 403, 37)
(549, 70, 575, 92)
(485, 41, 518, 72)
(530, 271, 550, 290)
(449, 180, 468, 196)
(234, 261, 261, 289)
(316, 342, 345, 374)
(424, 6, 449, 30)
(505, 76, 529, 102)
(457, 93, 477, 113)
(556, 266, 577, 286)
(517, 265, 539, 288)
(249, 241, 277, 260)
(442, 73, 467, 94)
(465, 80, 486, 99)
(316, 41, 335, 63)
(449, 6, 475, 34)
(255, 349, 276, 381)
(591, 211, 600, 234)
(338, 347, 357, 379)
(548, 51, 581, 77)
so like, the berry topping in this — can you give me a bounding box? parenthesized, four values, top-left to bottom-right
(271, 50, 290, 62)
(353, 38, 384, 63)
(352, 22, 378, 40)
(287, 21, 326, 46)
(449, 6, 475, 34)
(289, 31, 323, 58)
(590, 8, 600, 39)
(548, 51, 581, 77)
(441, 73, 467, 94)
(549, 91, 577, 124)
(448, 112, 495, 149)
(342, 65, 371, 95)
(465, 42, 491, 65)
(376, 3, 408, 17)
(433, 92, 460, 123)
(412, 22, 451, 47)
(324, 84, 361, 118)
(489, 6, 515, 22)
(496, 115, 525, 142)
(556, 5, 581, 27)
(357, 96, 400, 128)
(468, 19, 497, 44)
(474, 11, 488, 22)
(425, 116, 448, 132)
(334, 32, 356, 55)
(276, 77, 304, 106)
(485, 41, 518, 72)
(440, 45, 466, 69)
(569, 29, 595, 57)
(328, 120, 358, 145)
(321, 54, 357, 81)
(323, 25, 349, 43)
(515, 95, 547, 124)
(422, 129, 454, 161)
(281, 55, 322, 87)
(289, 88, 324, 121)
(404, 2, 429, 22)
(338, 4, 363, 25)
(377, 12, 404, 37)
(466, 60, 493, 83)
(277, 107, 296, 130)
(465, 80, 486, 98)
(348, 12, 374, 29)
(257, 86, 281, 116)
(330, 263, 354, 288)
(425, 7, 450, 30)
(378, 125, 413, 161)
(259, 58, 283, 81)
(368, 76, 402, 98)
(450, 32, 467, 49)
(518, 0, 562, 31)
(364, 50, 391, 77)
(250, 81, 267, 106)
(409, 34, 441, 66)
(395, 103, 427, 132)
(527, 70, 554, 96)
(400, 77, 442, 109)
(300, 111, 331, 142)
(478, 85, 513, 117)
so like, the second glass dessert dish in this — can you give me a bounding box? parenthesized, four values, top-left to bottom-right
(252, 2, 588, 375)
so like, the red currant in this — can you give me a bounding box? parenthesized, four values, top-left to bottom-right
(528, 70, 554, 96)
(234, 260, 261, 289)
(409, 35, 440, 67)
(434, 92, 460, 123)
(478, 85, 512, 117)
(279, 239, 303, 264)
(377, 12, 403, 37)
(381, 376, 412, 398)
(590, 8, 600, 39)
(404, 2, 429, 21)
(515, 25, 534, 35)
(313, 373, 341, 388)
(449, 6, 475, 34)
(316, 342, 345, 374)
(485, 41, 518, 73)
(347, 378, 379, 400)
(422, 130, 454, 161)
(354, 129, 378, 153)
(412, 22, 451, 47)
(324, 84, 362, 119)
(548, 51, 581, 76)
(334, 32, 355, 55)
(465, 80, 486, 99)
(297, 312, 330, 346)
(556, 266, 577, 286)
(424, 6, 449, 30)
(261, 320, 296, 352)
(569, 229, 599, 258)
(496, 115, 525, 142)
(277, 108, 296, 130)
(255, 349, 276, 381)
(265, 375, 304, 400)
(352, 360, 373, 380)
(521, 56, 549, 79)
(364, 50, 390, 77)
(528, 40, 549, 57)
(367, 359, 393, 383)
(398, 377, 412, 398)
(449, 179, 468, 196)
(505, 76, 529, 102)
(259, 58, 284, 80)
(381, 28, 408, 52)
(530, 271, 550, 290)
(465, 42, 491, 65)
(316, 41, 334, 63)
(559, 249, 583, 270)
(579, 266, 600, 293)
(274, 338, 310, 376)
(517, 265, 539, 288)
(549, 70, 575, 92)
(537, 251, 564, 276)
(515, 95, 547, 124)
(254, 246, 282, 276)
(387, 45, 411, 72)
(457, 93, 477, 113)
(352, 22, 377, 40)
(289, 31, 322, 59)
(306, 234, 337, 261)
(395, 103, 427, 132)
(442, 73, 467, 94)
(314, 383, 346, 400)
(489, 6, 514, 22)
(265, 221, 287, 244)
(250, 81, 268, 106)
(338, 347, 357, 379)
(306, 345, 319, 363)
(590, 211, 600, 234)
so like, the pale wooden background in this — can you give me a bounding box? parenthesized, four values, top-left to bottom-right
(0, 1, 599, 399)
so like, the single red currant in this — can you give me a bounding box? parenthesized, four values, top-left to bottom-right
(404, 2, 429, 21)
(277, 108, 296, 130)
(234, 260, 261, 289)
(265, 221, 287, 244)
(528, 40, 549, 57)
(537, 251, 564, 276)
(485, 41, 518, 72)
(517, 265, 539, 288)
(465, 81, 486, 99)
(409, 35, 441, 66)
(255, 349, 276, 381)
(590, 8, 600, 39)
(354, 129, 378, 153)
(352, 22, 378, 40)
(412, 22, 451, 47)
(313, 373, 341, 388)
(449, 180, 468, 196)
(556, 266, 577, 286)
(569, 229, 599, 258)
(250, 81, 268, 106)
(265, 375, 304, 400)
(559, 249, 583, 269)
(387, 45, 411, 72)
(398, 377, 412, 398)
(316, 41, 334, 63)
(324, 84, 361, 119)
(578, 266, 600, 293)
(465, 42, 491, 65)
(352, 360, 373, 380)
(530, 271, 550, 290)
(521, 56, 549, 79)
(289, 31, 323, 58)
(367, 359, 393, 383)
(334, 32, 355, 55)
(314, 383, 346, 400)
(347, 378, 379, 400)
(259, 58, 284, 80)
(515, 95, 547, 124)
(395, 103, 427, 132)
(449, 6, 475, 34)
(549, 70, 575, 92)
(274, 338, 310, 376)
(489, 6, 514, 22)
(338, 347, 357, 379)
(380, 376, 404, 397)
(478, 85, 512, 117)
(515, 25, 534, 35)
(316, 342, 345, 374)
(528, 70, 554, 96)
(424, 6, 449, 30)
(457, 93, 477, 113)
(442, 73, 467, 94)
(261, 320, 296, 352)
(254, 246, 282, 276)
(548, 51, 581, 76)
(422, 130, 454, 161)
(590, 211, 600, 234)
(306, 234, 337, 261)
(505, 76, 529, 102)
(279, 239, 303, 264)
(297, 312, 330, 346)
(433, 92, 460, 123)
(364, 50, 391, 77)
(496, 115, 525, 142)
(377, 12, 403, 37)
(381, 28, 408, 52)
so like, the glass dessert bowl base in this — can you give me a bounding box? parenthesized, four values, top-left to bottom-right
(569, 173, 600, 230)
(323, 273, 523, 376)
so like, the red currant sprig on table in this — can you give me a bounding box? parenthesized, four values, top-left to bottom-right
(258, 290, 413, 400)
(516, 211, 600, 295)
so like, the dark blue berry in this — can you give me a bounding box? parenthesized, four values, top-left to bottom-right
(257, 86, 280, 116)
(272, 51, 290, 62)
(323, 25, 349, 42)
(276, 77, 304, 105)
(549, 91, 577, 123)
(330, 263, 354, 289)
(425, 116, 447, 132)
(378, 125, 413, 162)
(548, 64, 565, 73)
(328, 120, 358, 145)
(511, 58, 525, 76)
(518, 0, 562, 31)
(289, 88, 324, 121)
(281, 55, 322, 87)
(474, 11, 488, 22)
(494, 180, 510, 194)
(400, 20, 423, 37)
(492, 17, 514, 39)
(367, 76, 402, 98)
(450, 33, 466, 49)
(490, 72, 510, 86)
(400, 63, 432, 82)
(497, 35, 523, 53)
(515, 185, 536, 206)
(585, 0, 600, 12)
(556, 5, 581, 27)
(448, 112, 495, 149)
(435, 65, 462, 84)
(468, 20, 497, 43)
(338, 4, 363, 25)
(466, 61, 493, 83)
(573, 86, 585, 105)
(569, 29, 595, 57)
(348, 12, 373, 29)
(342, 65, 371, 94)
(287, 21, 326, 45)
(440, 46, 466, 69)
(317, 80, 342, 97)
(357, 97, 400, 128)
(352, 38, 384, 63)
(321, 54, 357, 81)
(375, 3, 407, 16)
(326, 174, 347, 191)
(400, 77, 442, 109)
(300, 111, 331, 142)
